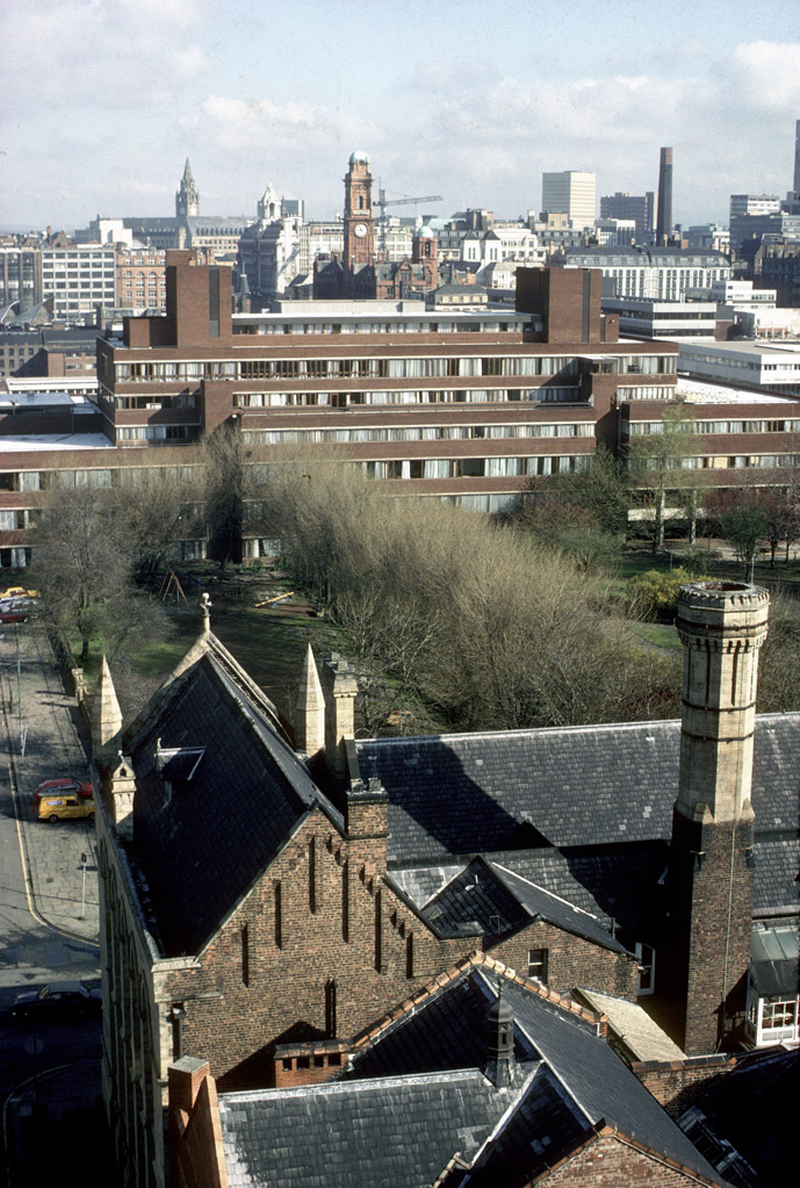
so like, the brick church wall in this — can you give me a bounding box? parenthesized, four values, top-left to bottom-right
(159, 807, 463, 1090)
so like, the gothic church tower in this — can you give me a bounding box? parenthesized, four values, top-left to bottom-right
(176, 158, 200, 218)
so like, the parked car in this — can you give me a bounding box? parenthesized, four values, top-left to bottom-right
(0, 605, 29, 624)
(0, 585, 38, 600)
(11, 981, 102, 1021)
(37, 794, 95, 823)
(32, 777, 93, 804)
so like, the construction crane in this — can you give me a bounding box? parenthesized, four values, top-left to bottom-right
(375, 184, 443, 254)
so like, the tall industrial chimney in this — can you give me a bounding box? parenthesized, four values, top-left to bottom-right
(656, 147, 673, 244)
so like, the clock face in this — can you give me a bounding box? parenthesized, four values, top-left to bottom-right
(354, 223, 368, 238)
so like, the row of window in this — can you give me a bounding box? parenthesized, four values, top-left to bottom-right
(245, 422, 593, 444)
(362, 455, 589, 480)
(628, 418, 800, 436)
(234, 388, 583, 408)
(114, 354, 676, 383)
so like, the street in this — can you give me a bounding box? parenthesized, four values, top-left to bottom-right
(0, 620, 115, 1187)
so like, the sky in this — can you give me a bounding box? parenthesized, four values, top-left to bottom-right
(2, 0, 799, 233)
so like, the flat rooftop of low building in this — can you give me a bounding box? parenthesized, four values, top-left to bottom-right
(0, 432, 112, 452)
(680, 339, 800, 357)
(675, 378, 799, 405)
(0, 390, 97, 410)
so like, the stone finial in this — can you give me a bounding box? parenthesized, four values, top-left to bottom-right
(200, 592, 212, 636)
(295, 644, 325, 757)
(107, 752, 136, 840)
(321, 656, 358, 782)
(91, 654, 122, 767)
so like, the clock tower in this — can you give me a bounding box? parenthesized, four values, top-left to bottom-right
(343, 151, 375, 294)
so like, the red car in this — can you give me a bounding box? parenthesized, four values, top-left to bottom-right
(32, 777, 93, 804)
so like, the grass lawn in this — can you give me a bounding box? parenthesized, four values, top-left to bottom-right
(629, 622, 682, 650)
(63, 567, 344, 722)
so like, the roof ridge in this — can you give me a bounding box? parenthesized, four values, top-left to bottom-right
(349, 950, 605, 1053)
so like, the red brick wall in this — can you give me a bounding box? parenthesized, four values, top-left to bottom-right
(545, 1131, 716, 1186)
(161, 808, 462, 1090)
(631, 1055, 735, 1118)
(489, 920, 638, 1001)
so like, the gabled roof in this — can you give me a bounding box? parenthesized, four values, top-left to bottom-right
(212, 958, 724, 1188)
(679, 1047, 799, 1188)
(219, 1070, 514, 1188)
(399, 855, 629, 956)
(342, 962, 722, 1185)
(127, 632, 340, 956)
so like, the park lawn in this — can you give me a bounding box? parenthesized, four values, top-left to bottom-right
(629, 622, 682, 651)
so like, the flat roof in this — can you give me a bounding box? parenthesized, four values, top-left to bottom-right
(0, 391, 97, 410)
(0, 433, 113, 453)
(676, 378, 798, 405)
(680, 340, 800, 359)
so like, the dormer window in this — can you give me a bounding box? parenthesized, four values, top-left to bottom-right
(155, 740, 206, 783)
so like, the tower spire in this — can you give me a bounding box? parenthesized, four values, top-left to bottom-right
(295, 644, 325, 757)
(176, 158, 200, 218)
(91, 654, 123, 768)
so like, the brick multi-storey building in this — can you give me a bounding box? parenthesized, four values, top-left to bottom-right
(93, 581, 798, 1187)
(2, 252, 800, 571)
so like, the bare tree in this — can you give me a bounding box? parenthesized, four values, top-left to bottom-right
(30, 485, 167, 662)
(627, 405, 702, 552)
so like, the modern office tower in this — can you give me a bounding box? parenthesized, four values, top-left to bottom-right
(541, 171, 596, 229)
(599, 192, 654, 239)
(730, 194, 781, 221)
(655, 147, 673, 244)
(793, 118, 800, 197)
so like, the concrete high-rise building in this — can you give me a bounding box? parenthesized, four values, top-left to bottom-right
(541, 171, 596, 229)
(730, 194, 781, 221)
(656, 147, 673, 244)
(793, 118, 800, 198)
(599, 191, 654, 239)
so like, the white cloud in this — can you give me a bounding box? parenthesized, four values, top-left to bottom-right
(730, 40, 800, 109)
(196, 95, 381, 153)
(173, 44, 210, 75)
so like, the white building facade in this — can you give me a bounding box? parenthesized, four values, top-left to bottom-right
(541, 171, 596, 229)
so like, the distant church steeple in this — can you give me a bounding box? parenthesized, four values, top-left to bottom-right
(176, 158, 200, 218)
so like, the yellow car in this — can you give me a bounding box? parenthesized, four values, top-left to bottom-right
(1, 585, 39, 600)
(38, 795, 95, 823)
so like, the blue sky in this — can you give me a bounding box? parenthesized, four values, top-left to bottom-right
(2, 0, 799, 230)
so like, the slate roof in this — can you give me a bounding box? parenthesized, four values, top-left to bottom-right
(213, 964, 723, 1188)
(128, 638, 340, 956)
(406, 856, 629, 955)
(679, 1047, 799, 1188)
(355, 715, 800, 914)
(343, 966, 722, 1186)
(218, 1071, 513, 1188)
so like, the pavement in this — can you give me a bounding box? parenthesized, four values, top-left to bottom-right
(0, 618, 110, 1187)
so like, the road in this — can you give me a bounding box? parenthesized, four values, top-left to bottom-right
(0, 621, 115, 1188)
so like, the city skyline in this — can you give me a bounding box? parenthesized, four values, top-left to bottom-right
(2, 0, 799, 232)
